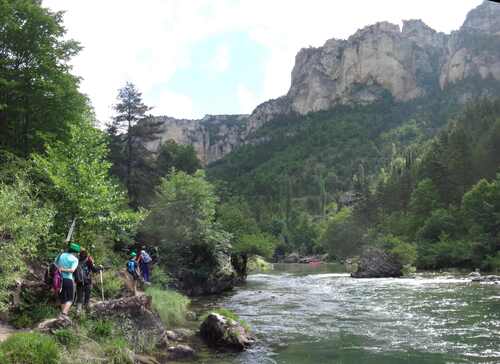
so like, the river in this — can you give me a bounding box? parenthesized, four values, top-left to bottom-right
(195, 263, 500, 364)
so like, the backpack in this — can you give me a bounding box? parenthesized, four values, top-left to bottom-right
(44, 254, 63, 294)
(127, 259, 139, 280)
(74, 259, 90, 283)
(127, 259, 136, 273)
(141, 251, 152, 264)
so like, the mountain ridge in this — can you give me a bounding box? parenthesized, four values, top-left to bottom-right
(146, 1, 500, 164)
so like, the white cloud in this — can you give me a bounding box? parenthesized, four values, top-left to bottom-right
(209, 44, 230, 73)
(43, 0, 482, 122)
(237, 84, 259, 114)
(154, 90, 196, 119)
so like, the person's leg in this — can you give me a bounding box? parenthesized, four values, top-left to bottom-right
(83, 283, 91, 306)
(76, 283, 83, 313)
(143, 262, 150, 282)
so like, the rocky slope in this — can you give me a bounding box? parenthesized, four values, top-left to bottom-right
(148, 1, 500, 164)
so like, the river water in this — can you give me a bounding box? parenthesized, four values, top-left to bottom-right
(197, 263, 500, 364)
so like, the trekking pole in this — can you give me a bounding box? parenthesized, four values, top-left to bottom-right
(65, 218, 76, 243)
(100, 269, 105, 301)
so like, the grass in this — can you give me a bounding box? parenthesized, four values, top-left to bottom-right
(53, 328, 80, 349)
(0, 332, 60, 364)
(201, 308, 250, 331)
(145, 287, 190, 327)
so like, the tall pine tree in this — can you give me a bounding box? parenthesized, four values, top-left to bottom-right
(107, 82, 161, 208)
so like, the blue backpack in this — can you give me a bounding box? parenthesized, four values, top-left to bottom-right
(127, 259, 136, 273)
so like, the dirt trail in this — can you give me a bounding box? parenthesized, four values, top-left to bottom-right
(0, 322, 17, 342)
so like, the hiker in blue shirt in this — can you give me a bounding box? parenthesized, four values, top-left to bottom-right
(55, 242, 80, 317)
(127, 252, 139, 296)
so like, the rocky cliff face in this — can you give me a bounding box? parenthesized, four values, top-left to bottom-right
(149, 1, 500, 163)
(145, 114, 248, 165)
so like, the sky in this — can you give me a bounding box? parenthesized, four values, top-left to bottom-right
(43, 0, 483, 124)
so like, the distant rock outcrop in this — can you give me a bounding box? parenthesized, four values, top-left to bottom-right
(145, 1, 500, 164)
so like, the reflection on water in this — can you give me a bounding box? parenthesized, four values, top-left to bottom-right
(197, 264, 500, 364)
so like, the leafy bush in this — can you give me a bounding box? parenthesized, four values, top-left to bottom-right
(0, 332, 60, 364)
(146, 287, 190, 327)
(92, 269, 124, 300)
(10, 304, 59, 329)
(0, 177, 55, 311)
(234, 233, 279, 259)
(381, 235, 417, 267)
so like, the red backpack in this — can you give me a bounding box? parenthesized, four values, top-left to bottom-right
(44, 254, 63, 295)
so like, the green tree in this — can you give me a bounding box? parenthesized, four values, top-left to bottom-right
(157, 140, 201, 176)
(0, 0, 86, 157)
(0, 177, 54, 310)
(33, 120, 143, 245)
(320, 208, 363, 259)
(142, 170, 230, 270)
(107, 83, 161, 207)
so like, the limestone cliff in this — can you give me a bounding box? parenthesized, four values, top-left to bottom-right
(148, 1, 500, 163)
(145, 114, 248, 165)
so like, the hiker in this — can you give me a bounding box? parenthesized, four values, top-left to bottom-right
(127, 252, 140, 296)
(139, 246, 152, 283)
(75, 248, 102, 313)
(55, 242, 80, 317)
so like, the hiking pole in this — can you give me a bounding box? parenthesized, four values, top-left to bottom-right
(65, 218, 76, 243)
(100, 269, 104, 301)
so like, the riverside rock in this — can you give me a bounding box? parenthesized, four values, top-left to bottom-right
(199, 313, 255, 351)
(351, 248, 403, 278)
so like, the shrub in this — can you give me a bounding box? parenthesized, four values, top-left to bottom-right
(0, 332, 60, 364)
(146, 287, 190, 327)
(92, 269, 124, 300)
(10, 292, 59, 329)
(150, 266, 172, 289)
(0, 178, 55, 311)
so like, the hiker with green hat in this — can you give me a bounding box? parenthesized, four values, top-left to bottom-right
(126, 251, 140, 296)
(55, 242, 80, 317)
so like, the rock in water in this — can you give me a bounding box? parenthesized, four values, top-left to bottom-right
(199, 313, 255, 351)
(167, 344, 196, 360)
(351, 248, 402, 278)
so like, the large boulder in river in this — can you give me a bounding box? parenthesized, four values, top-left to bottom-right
(351, 248, 402, 278)
(199, 313, 255, 351)
(176, 246, 239, 296)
